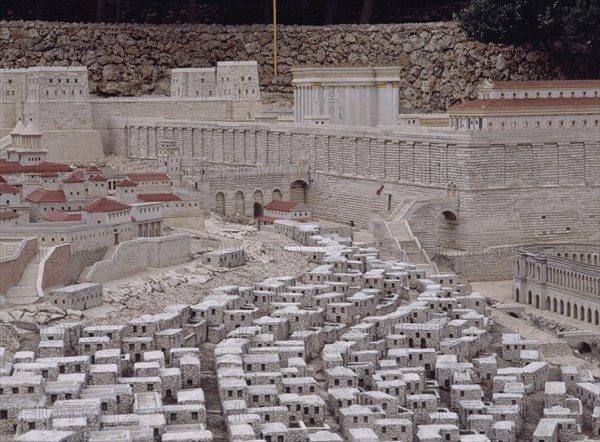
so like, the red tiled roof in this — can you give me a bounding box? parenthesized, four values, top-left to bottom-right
(489, 79, 600, 89)
(0, 175, 6, 183)
(0, 183, 20, 193)
(264, 200, 303, 212)
(128, 173, 171, 182)
(0, 211, 19, 220)
(42, 211, 83, 222)
(258, 216, 277, 223)
(0, 160, 71, 175)
(89, 175, 108, 181)
(116, 178, 138, 187)
(449, 97, 600, 111)
(86, 166, 101, 172)
(136, 193, 182, 202)
(83, 198, 131, 213)
(62, 171, 85, 183)
(26, 188, 67, 203)
(40, 172, 59, 177)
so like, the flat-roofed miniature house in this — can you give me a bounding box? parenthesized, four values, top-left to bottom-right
(259, 200, 311, 226)
(202, 248, 245, 268)
(49, 283, 103, 311)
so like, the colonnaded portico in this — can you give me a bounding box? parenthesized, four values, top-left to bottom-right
(513, 244, 600, 326)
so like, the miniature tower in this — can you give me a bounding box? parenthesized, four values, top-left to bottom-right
(157, 139, 182, 186)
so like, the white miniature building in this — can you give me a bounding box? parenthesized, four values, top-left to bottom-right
(292, 66, 401, 126)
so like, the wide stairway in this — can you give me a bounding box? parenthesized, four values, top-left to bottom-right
(77, 245, 116, 283)
(5, 250, 41, 304)
(383, 199, 438, 274)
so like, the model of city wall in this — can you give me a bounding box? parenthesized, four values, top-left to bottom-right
(0, 21, 575, 111)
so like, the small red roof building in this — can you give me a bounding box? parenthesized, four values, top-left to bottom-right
(43, 211, 83, 222)
(136, 193, 182, 202)
(62, 170, 85, 183)
(0, 212, 19, 220)
(26, 188, 67, 203)
(86, 166, 101, 172)
(83, 198, 131, 213)
(115, 178, 138, 187)
(127, 173, 171, 182)
(89, 175, 108, 181)
(264, 200, 309, 212)
(0, 183, 20, 194)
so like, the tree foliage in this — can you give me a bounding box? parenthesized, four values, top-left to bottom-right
(457, 0, 600, 51)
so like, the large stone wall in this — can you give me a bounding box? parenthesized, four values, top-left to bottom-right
(113, 118, 600, 280)
(0, 20, 574, 111)
(0, 237, 37, 295)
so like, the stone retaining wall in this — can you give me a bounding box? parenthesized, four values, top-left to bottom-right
(0, 237, 37, 295)
(0, 20, 576, 111)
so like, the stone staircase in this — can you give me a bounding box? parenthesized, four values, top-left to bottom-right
(77, 245, 115, 283)
(382, 198, 438, 274)
(5, 250, 42, 304)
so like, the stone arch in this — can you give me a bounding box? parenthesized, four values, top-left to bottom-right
(234, 191, 245, 215)
(545, 296, 551, 311)
(559, 299, 564, 315)
(527, 291, 532, 305)
(575, 342, 592, 354)
(272, 189, 282, 200)
(215, 192, 225, 215)
(446, 182, 458, 199)
(573, 304, 578, 319)
(290, 180, 308, 203)
(580, 305, 585, 321)
(442, 210, 458, 223)
(566, 302, 571, 317)
(587, 308, 592, 323)
(552, 298, 557, 313)
(595, 310, 599, 325)
(535, 294, 540, 309)
(514, 288, 520, 303)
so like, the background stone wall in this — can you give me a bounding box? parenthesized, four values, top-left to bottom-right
(0, 20, 576, 111)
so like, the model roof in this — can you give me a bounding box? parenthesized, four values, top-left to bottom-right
(82, 198, 131, 213)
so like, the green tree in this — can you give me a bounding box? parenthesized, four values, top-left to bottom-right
(457, 0, 600, 51)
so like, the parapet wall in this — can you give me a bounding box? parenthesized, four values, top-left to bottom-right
(0, 21, 576, 111)
(84, 235, 191, 283)
(0, 237, 37, 295)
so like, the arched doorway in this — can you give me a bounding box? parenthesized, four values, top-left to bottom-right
(575, 342, 592, 354)
(573, 304, 578, 319)
(272, 189, 282, 200)
(254, 203, 263, 218)
(587, 308, 592, 323)
(552, 298, 557, 312)
(290, 180, 308, 203)
(535, 294, 540, 309)
(559, 300, 564, 315)
(215, 192, 225, 215)
(595, 310, 599, 325)
(566, 302, 571, 317)
(580, 306, 585, 321)
(253, 190, 264, 218)
(514, 288, 520, 303)
(545, 297, 551, 311)
(234, 191, 245, 215)
(527, 291, 532, 305)
(442, 210, 458, 223)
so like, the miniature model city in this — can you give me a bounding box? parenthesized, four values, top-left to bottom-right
(0, 63, 599, 442)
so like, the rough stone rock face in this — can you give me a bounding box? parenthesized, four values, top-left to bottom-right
(0, 20, 575, 110)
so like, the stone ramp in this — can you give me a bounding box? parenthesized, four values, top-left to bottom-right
(5, 250, 41, 304)
(77, 244, 116, 283)
(382, 199, 438, 273)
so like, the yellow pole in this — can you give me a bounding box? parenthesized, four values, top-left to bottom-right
(273, 0, 277, 78)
